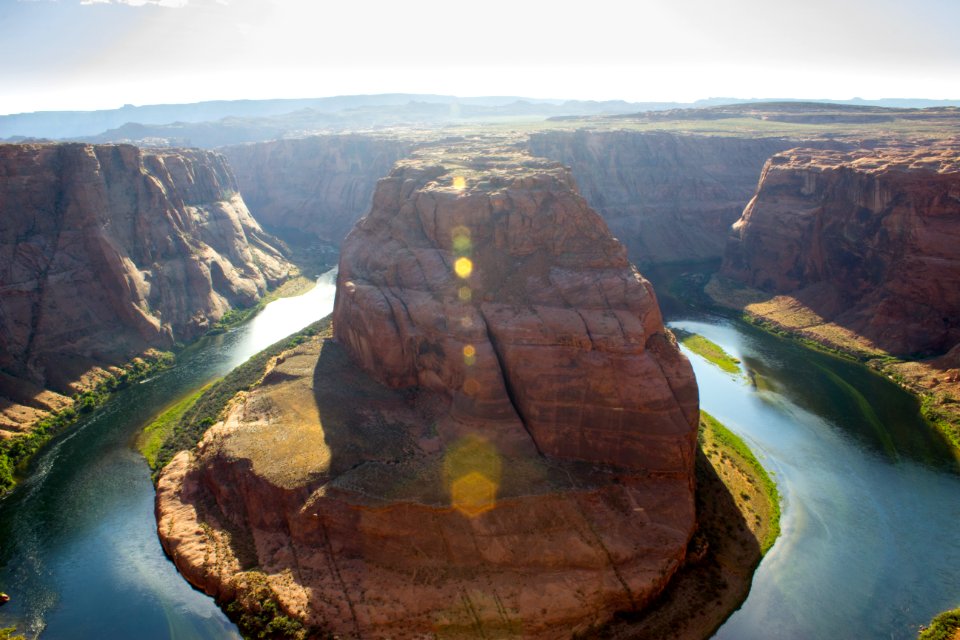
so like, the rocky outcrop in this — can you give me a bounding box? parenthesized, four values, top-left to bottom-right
(721, 145, 960, 356)
(157, 145, 699, 638)
(527, 130, 802, 264)
(221, 134, 413, 244)
(0, 143, 291, 434)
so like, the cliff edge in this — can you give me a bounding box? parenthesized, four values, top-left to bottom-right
(156, 143, 699, 638)
(0, 143, 292, 436)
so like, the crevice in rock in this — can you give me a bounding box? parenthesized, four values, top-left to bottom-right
(319, 520, 362, 637)
(479, 307, 543, 457)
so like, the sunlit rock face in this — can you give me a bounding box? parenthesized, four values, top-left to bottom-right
(157, 143, 698, 638)
(334, 146, 698, 472)
(722, 145, 960, 355)
(0, 143, 291, 435)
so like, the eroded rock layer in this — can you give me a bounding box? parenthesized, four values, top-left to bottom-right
(722, 145, 960, 356)
(157, 145, 699, 638)
(0, 143, 291, 433)
(527, 130, 801, 264)
(221, 134, 413, 244)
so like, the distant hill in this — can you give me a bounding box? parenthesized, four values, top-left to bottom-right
(3, 94, 958, 145)
(0, 94, 677, 140)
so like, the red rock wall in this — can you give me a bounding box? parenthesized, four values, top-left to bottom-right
(0, 143, 291, 393)
(221, 134, 413, 244)
(527, 130, 800, 264)
(333, 152, 698, 474)
(722, 146, 960, 355)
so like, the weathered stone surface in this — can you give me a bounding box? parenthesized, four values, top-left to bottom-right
(527, 130, 803, 264)
(722, 145, 960, 356)
(157, 145, 699, 637)
(221, 134, 412, 243)
(0, 143, 292, 434)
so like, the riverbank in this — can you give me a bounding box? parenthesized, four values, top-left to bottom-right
(0, 349, 174, 496)
(920, 607, 960, 639)
(705, 274, 960, 455)
(598, 411, 780, 639)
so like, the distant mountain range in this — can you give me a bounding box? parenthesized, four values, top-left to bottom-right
(3, 94, 959, 146)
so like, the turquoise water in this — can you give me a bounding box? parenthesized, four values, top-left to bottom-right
(0, 269, 338, 639)
(1, 264, 958, 639)
(670, 317, 960, 639)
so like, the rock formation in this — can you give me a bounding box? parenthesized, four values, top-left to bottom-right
(221, 134, 413, 244)
(0, 142, 291, 434)
(721, 145, 960, 356)
(156, 144, 699, 638)
(527, 130, 802, 264)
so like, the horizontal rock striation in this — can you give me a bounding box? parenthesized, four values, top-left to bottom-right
(221, 134, 413, 244)
(722, 145, 960, 356)
(0, 143, 291, 433)
(157, 145, 699, 638)
(527, 130, 801, 264)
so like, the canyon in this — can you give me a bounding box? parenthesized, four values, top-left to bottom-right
(2, 101, 960, 639)
(0, 143, 292, 437)
(527, 131, 800, 264)
(221, 135, 413, 245)
(156, 144, 700, 638)
(710, 144, 960, 448)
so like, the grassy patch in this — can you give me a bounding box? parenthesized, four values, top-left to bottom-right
(919, 607, 960, 640)
(598, 411, 781, 639)
(920, 396, 960, 454)
(137, 383, 214, 467)
(150, 318, 331, 476)
(700, 411, 780, 553)
(0, 351, 174, 497)
(673, 328, 742, 375)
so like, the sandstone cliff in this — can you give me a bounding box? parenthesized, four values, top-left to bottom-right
(721, 145, 960, 356)
(0, 143, 291, 434)
(157, 144, 699, 638)
(527, 130, 801, 264)
(221, 134, 413, 244)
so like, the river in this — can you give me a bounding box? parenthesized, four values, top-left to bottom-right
(0, 269, 339, 639)
(1, 266, 959, 639)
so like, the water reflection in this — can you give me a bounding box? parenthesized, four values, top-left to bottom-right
(666, 318, 960, 639)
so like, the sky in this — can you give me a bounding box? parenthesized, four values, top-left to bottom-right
(2, 0, 959, 114)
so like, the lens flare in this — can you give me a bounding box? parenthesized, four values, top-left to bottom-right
(444, 435, 501, 518)
(458, 286, 472, 302)
(452, 175, 466, 190)
(451, 472, 497, 517)
(454, 257, 473, 279)
(463, 344, 476, 366)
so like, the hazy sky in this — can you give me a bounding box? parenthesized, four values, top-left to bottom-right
(2, 0, 959, 114)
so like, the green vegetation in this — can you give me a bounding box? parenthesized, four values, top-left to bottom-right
(919, 607, 960, 640)
(0, 627, 27, 640)
(224, 571, 314, 640)
(0, 351, 174, 497)
(151, 318, 331, 476)
(137, 383, 214, 467)
(920, 396, 960, 454)
(208, 276, 316, 334)
(700, 411, 781, 553)
(673, 328, 742, 375)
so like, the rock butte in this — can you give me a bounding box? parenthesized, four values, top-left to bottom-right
(0, 143, 291, 436)
(722, 144, 960, 356)
(157, 143, 699, 637)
